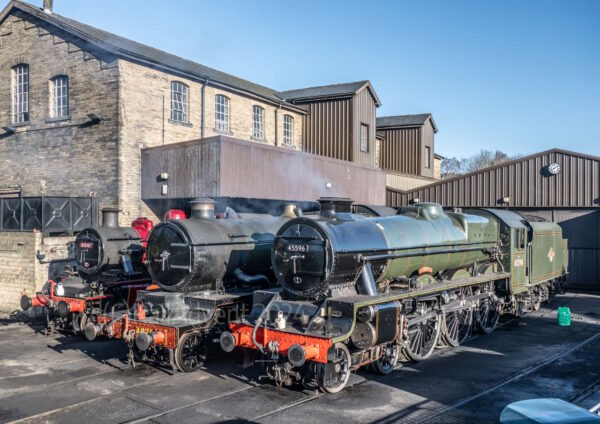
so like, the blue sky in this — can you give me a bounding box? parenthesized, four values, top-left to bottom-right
(46, 0, 599, 159)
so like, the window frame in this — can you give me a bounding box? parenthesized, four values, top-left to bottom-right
(252, 105, 264, 140)
(360, 123, 369, 153)
(12, 64, 30, 124)
(49, 75, 69, 119)
(215, 94, 230, 132)
(283, 114, 294, 146)
(425, 146, 431, 169)
(170, 81, 189, 124)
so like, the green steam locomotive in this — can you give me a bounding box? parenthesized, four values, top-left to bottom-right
(222, 199, 568, 393)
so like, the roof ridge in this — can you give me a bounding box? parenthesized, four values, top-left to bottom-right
(377, 113, 432, 119)
(389, 147, 600, 195)
(8, 0, 300, 109)
(278, 80, 369, 93)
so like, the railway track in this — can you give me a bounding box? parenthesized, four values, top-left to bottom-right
(4, 293, 596, 424)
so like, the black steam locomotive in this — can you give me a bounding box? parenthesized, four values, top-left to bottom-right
(221, 198, 568, 393)
(21, 208, 157, 335)
(93, 199, 300, 372)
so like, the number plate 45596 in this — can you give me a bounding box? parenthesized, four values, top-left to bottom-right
(287, 244, 308, 253)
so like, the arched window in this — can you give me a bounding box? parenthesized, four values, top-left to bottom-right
(215, 94, 230, 131)
(252, 105, 264, 140)
(50, 75, 69, 118)
(170, 81, 189, 123)
(283, 114, 294, 146)
(12, 64, 29, 123)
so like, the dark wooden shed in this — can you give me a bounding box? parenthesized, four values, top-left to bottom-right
(377, 114, 438, 179)
(386, 148, 600, 290)
(278, 81, 381, 167)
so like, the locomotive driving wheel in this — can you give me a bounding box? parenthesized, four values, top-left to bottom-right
(315, 343, 351, 393)
(403, 302, 440, 361)
(175, 331, 207, 372)
(475, 284, 500, 334)
(372, 342, 400, 375)
(441, 286, 474, 347)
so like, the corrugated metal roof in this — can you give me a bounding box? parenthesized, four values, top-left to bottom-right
(3, 1, 304, 111)
(278, 81, 381, 106)
(376, 114, 438, 132)
(386, 148, 600, 209)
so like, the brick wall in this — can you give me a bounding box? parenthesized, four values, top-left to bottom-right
(0, 231, 71, 312)
(0, 11, 120, 211)
(117, 59, 304, 224)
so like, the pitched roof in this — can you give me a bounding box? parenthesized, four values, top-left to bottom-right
(376, 113, 438, 132)
(2, 1, 305, 112)
(278, 80, 381, 106)
(387, 148, 600, 195)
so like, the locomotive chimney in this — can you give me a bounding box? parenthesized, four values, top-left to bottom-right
(318, 197, 353, 219)
(101, 208, 119, 228)
(190, 198, 215, 219)
(43, 0, 53, 13)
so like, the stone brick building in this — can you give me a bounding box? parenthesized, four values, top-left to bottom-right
(0, 0, 439, 309)
(0, 1, 439, 224)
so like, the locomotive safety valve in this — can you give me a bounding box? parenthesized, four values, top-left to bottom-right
(287, 343, 319, 367)
(135, 331, 166, 352)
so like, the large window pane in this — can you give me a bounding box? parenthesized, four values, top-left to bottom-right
(50, 76, 69, 118)
(283, 115, 293, 146)
(252, 105, 264, 139)
(12, 64, 29, 124)
(170, 81, 189, 123)
(215, 94, 230, 131)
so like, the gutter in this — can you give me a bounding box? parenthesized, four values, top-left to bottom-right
(11, 3, 307, 115)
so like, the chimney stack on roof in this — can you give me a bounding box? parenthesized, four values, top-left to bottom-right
(43, 0, 53, 14)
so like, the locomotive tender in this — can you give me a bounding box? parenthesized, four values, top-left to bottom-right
(93, 199, 300, 373)
(20, 208, 160, 335)
(221, 198, 568, 393)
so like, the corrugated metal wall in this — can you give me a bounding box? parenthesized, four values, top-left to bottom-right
(352, 88, 377, 167)
(387, 149, 600, 208)
(377, 127, 421, 175)
(302, 98, 353, 162)
(385, 149, 600, 290)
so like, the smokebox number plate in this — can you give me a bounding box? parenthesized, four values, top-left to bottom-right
(287, 244, 309, 253)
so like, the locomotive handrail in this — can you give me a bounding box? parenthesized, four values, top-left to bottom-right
(359, 243, 494, 262)
(188, 240, 274, 247)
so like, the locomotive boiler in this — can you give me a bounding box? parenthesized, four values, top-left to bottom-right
(21, 208, 157, 335)
(94, 199, 299, 373)
(223, 198, 568, 393)
(273, 199, 498, 301)
(146, 199, 287, 293)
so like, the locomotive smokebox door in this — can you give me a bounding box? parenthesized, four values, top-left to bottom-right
(273, 220, 328, 299)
